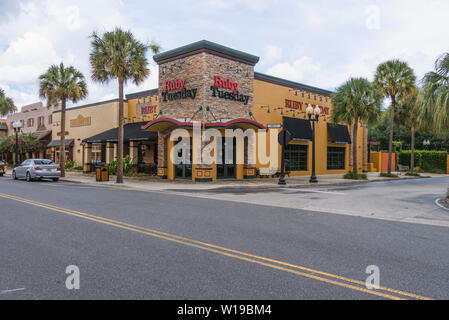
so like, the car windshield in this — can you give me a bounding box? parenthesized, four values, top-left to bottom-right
(34, 160, 55, 165)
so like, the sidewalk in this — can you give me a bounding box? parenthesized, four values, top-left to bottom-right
(61, 171, 445, 192)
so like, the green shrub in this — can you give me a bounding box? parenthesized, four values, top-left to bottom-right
(398, 150, 447, 173)
(344, 172, 368, 180)
(123, 155, 131, 175)
(380, 172, 399, 178)
(108, 156, 133, 175)
(65, 159, 75, 169)
(405, 171, 420, 177)
(74, 166, 83, 171)
(109, 160, 118, 175)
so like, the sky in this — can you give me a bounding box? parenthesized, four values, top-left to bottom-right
(1, 0, 449, 111)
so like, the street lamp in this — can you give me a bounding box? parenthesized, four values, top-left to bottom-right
(306, 104, 321, 183)
(12, 121, 22, 165)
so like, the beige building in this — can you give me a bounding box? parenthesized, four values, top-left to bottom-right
(6, 102, 59, 135)
(49, 99, 125, 166)
(0, 119, 7, 137)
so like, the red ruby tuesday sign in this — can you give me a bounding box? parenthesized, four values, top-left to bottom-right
(162, 79, 197, 101)
(210, 75, 250, 105)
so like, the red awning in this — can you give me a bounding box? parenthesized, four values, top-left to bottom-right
(141, 117, 266, 132)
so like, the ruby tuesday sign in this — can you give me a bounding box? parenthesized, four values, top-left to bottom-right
(162, 79, 197, 102)
(210, 76, 250, 105)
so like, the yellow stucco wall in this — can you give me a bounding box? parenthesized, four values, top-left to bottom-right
(51, 100, 122, 165)
(127, 91, 159, 124)
(253, 79, 366, 175)
(370, 152, 381, 172)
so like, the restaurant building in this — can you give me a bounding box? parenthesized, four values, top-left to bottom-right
(53, 40, 367, 181)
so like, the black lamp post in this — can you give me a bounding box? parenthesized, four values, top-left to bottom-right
(12, 121, 22, 165)
(306, 104, 321, 184)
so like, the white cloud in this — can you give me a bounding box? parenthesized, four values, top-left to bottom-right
(0, 84, 38, 109)
(265, 45, 282, 63)
(0, 31, 61, 84)
(267, 56, 321, 84)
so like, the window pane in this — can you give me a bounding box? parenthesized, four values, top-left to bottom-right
(284, 145, 308, 171)
(34, 160, 54, 165)
(327, 147, 345, 170)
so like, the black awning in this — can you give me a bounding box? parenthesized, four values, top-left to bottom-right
(283, 117, 313, 141)
(82, 121, 158, 144)
(47, 139, 74, 147)
(327, 123, 351, 144)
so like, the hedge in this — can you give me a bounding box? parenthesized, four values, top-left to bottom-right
(398, 150, 447, 173)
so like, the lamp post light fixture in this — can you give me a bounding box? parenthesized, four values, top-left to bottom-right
(306, 104, 321, 183)
(12, 121, 22, 165)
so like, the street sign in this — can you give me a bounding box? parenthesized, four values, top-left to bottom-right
(278, 130, 292, 147)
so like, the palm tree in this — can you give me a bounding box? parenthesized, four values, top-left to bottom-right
(374, 60, 416, 174)
(395, 87, 425, 171)
(421, 53, 449, 133)
(331, 78, 383, 174)
(39, 63, 88, 177)
(89, 28, 160, 183)
(0, 88, 17, 116)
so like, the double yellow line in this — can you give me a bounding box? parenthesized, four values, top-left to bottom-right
(0, 192, 433, 300)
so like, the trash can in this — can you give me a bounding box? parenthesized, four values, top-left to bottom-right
(96, 165, 109, 182)
(83, 163, 93, 173)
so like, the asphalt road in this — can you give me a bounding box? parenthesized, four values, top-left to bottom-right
(1, 175, 449, 300)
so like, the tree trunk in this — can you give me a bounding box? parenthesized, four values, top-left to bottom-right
(411, 121, 415, 171)
(60, 99, 66, 177)
(387, 95, 396, 174)
(117, 77, 124, 184)
(353, 118, 358, 174)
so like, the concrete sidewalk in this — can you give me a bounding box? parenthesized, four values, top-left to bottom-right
(60, 171, 444, 192)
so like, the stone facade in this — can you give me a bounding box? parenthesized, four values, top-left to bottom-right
(158, 52, 254, 122)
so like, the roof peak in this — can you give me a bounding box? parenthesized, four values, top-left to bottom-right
(153, 40, 260, 65)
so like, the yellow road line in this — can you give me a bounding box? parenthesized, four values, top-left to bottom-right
(0, 192, 433, 300)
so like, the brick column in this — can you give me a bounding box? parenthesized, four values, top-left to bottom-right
(157, 129, 171, 178)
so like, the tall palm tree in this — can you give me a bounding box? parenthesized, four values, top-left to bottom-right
(39, 63, 88, 177)
(89, 28, 160, 183)
(331, 78, 383, 174)
(421, 53, 449, 133)
(374, 60, 416, 174)
(395, 87, 425, 171)
(0, 88, 17, 116)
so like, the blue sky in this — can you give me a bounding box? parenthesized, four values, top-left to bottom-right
(1, 0, 449, 110)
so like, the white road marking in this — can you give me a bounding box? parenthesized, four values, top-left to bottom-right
(0, 288, 25, 295)
(292, 189, 347, 195)
(435, 198, 449, 211)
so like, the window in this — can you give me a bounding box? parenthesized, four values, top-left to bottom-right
(34, 160, 55, 165)
(327, 147, 346, 170)
(92, 144, 102, 163)
(38, 116, 45, 126)
(284, 144, 308, 171)
(28, 118, 34, 127)
(48, 115, 52, 124)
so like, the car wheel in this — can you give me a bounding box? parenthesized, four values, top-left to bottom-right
(52, 178, 59, 182)
(26, 172, 32, 182)
(12, 171, 17, 180)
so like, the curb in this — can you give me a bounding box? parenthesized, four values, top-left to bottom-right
(435, 198, 449, 211)
(59, 174, 435, 193)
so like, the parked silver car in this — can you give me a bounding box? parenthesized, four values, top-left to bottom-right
(12, 159, 61, 182)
